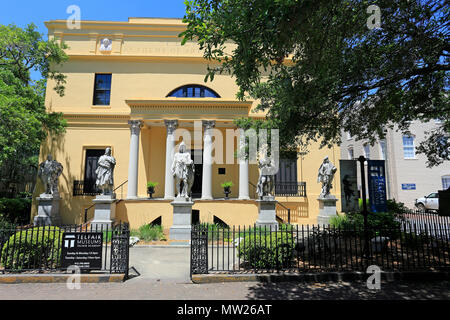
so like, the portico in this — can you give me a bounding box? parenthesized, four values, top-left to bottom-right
(123, 98, 255, 203)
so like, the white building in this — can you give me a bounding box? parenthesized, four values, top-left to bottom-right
(340, 120, 450, 209)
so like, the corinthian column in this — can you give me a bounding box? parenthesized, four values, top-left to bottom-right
(127, 120, 143, 199)
(164, 120, 178, 199)
(201, 120, 215, 200)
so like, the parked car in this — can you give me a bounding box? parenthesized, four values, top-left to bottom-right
(415, 193, 439, 211)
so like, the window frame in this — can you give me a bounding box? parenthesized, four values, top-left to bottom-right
(93, 73, 112, 106)
(402, 135, 416, 159)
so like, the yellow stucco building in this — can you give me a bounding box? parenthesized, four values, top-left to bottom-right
(31, 17, 341, 230)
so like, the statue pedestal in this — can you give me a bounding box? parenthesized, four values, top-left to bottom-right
(91, 194, 116, 230)
(170, 197, 194, 240)
(34, 194, 61, 226)
(317, 196, 338, 225)
(256, 196, 279, 231)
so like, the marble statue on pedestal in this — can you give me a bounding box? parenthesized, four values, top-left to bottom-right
(317, 156, 339, 225)
(91, 147, 117, 229)
(34, 155, 63, 226)
(172, 141, 195, 200)
(169, 141, 195, 240)
(256, 155, 275, 199)
(38, 155, 63, 196)
(95, 147, 116, 195)
(317, 156, 337, 198)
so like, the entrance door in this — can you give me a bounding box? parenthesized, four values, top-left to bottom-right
(190, 150, 203, 198)
(84, 149, 105, 194)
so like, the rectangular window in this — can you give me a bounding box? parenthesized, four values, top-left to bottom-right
(379, 140, 386, 160)
(93, 74, 112, 105)
(348, 147, 354, 160)
(403, 136, 415, 159)
(364, 144, 370, 159)
(442, 176, 450, 190)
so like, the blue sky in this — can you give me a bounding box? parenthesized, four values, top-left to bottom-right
(1, 0, 187, 34)
(0, 0, 188, 80)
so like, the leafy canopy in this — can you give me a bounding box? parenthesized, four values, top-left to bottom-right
(181, 0, 449, 166)
(0, 23, 67, 179)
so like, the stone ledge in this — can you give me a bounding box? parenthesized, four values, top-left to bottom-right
(191, 271, 450, 284)
(0, 273, 125, 284)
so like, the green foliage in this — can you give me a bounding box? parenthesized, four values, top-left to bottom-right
(220, 181, 234, 188)
(238, 231, 295, 269)
(0, 197, 32, 224)
(0, 23, 67, 181)
(146, 181, 158, 188)
(329, 211, 401, 239)
(182, 0, 449, 165)
(131, 224, 166, 241)
(1, 226, 63, 270)
(386, 199, 409, 214)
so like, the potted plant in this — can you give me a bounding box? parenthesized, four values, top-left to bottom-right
(221, 181, 234, 199)
(147, 182, 158, 198)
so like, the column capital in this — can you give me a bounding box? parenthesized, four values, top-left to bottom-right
(202, 120, 216, 130)
(164, 119, 178, 135)
(128, 120, 143, 135)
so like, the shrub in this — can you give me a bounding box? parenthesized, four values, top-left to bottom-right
(238, 231, 295, 269)
(131, 224, 165, 241)
(386, 199, 409, 214)
(1, 226, 63, 270)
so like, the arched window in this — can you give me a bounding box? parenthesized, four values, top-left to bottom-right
(166, 84, 220, 98)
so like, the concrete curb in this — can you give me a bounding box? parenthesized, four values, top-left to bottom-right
(191, 271, 450, 284)
(0, 273, 125, 284)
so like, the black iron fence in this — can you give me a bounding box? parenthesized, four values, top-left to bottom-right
(190, 222, 450, 275)
(0, 222, 130, 277)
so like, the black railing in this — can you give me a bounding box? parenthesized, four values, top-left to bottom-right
(248, 181, 307, 198)
(73, 180, 101, 196)
(275, 182, 306, 197)
(0, 222, 130, 278)
(190, 221, 450, 276)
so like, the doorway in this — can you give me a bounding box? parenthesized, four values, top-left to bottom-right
(190, 150, 203, 198)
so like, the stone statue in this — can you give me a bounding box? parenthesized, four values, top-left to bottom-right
(256, 155, 275, 199)
(38, 155, 63, 196)
(95, 147, 116, 195)
(172, 141, 195, 199)
(317, 156, 337, 198)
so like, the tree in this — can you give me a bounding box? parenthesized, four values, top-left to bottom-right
(0, 23, 68, 195)
(181, 0, 449, 166)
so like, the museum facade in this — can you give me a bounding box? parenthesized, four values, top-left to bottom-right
(31, 17, 342, 228)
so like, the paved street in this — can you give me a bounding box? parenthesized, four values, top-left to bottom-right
(0, 246, 449, 300)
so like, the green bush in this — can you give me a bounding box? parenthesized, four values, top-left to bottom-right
(238, 231, 295, 269)
(1, 226, 63, 270)
(329, 211, 401, 239)
(131, 224, 165, 241)
(0, 197, 32, 224)
(386, 199, 409, 214)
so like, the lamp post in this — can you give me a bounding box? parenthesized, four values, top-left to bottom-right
(358, 155, 370, 262)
